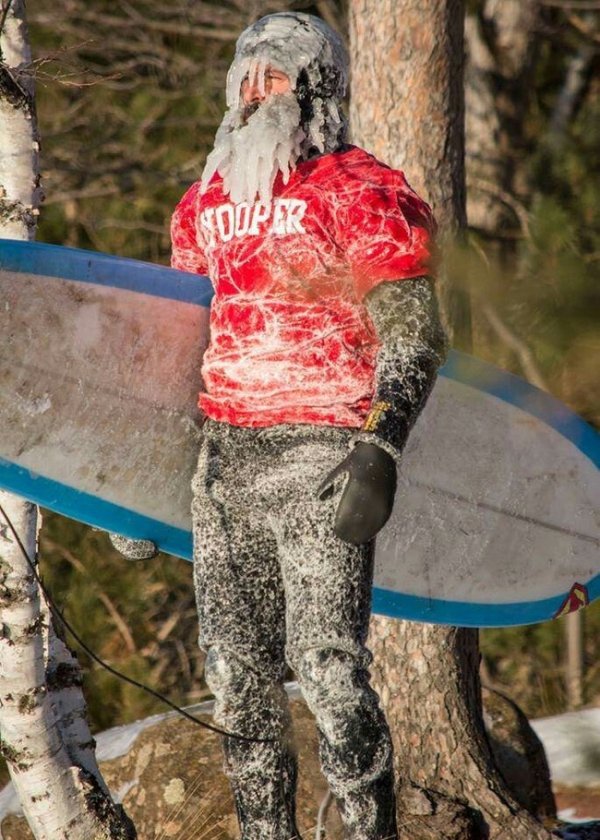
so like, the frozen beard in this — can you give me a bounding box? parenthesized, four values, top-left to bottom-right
(201, 92, 305, 206)
(201, 12, 348, 205)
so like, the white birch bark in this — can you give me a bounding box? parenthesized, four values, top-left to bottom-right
(0, 3, 135, 837)
(0, 0, 41, 237)
(0, 495, 105, 839)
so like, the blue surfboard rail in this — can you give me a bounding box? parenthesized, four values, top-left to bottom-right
(0, 457, 193, 560)
(0, 237, 214, 307)
(371, 573, 600, 628)
(1, 238, 599, 628)
(440, 352, 600, 470)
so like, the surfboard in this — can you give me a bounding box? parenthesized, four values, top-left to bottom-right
(1, 239, 598, 628)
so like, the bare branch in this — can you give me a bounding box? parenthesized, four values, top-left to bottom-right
(466, 238, 549, 390)
(480, 302, 550, 390)
(467, 177, 532, 238)
(565, 11, 600, 42)
(96, 592, 137, 654)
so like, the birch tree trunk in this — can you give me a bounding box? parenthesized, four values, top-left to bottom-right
(0, 4, 135, 837)
(349, 2, 552, 837)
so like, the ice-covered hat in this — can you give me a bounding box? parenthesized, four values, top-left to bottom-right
(226, 12, 349, 154)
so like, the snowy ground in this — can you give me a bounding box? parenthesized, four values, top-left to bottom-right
(531, 708, 600, 823)
(532, 708, 600, 789)
(1, 687, 599, 824)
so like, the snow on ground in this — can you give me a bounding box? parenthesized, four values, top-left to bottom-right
(0, 688, 599, 825)
(531, 709, 600, 788)
(531, 707, 600, 824)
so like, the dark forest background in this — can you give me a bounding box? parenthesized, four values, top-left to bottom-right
(8, 0, 598, 758)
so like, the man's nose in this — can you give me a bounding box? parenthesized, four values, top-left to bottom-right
(244, 77, 266, 103)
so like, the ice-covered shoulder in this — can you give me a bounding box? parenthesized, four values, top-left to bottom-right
(315, 146, 402, 194)
(339, 146, 402, 180)
(171, 180, 209, 274)
(328, 147, 435, 230)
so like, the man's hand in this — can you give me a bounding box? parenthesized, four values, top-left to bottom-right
(318, 442, 397, 545)
(109, 533, 158, 561)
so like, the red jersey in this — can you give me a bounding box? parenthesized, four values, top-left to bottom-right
(170, 145, 434, 428)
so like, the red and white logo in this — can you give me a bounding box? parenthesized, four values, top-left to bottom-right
(553, 582, 590, 619)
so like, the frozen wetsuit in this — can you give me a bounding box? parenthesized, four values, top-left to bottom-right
(171, 145, 447, 840)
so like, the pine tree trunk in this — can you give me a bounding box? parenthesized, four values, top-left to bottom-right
(0, 4, 135, 837)
(348, 2, 552, 837)
(349, 0, 469, 348)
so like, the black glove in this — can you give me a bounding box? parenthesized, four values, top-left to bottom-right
(318, 442, 397, 545)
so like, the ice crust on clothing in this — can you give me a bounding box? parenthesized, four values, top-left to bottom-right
(172, 147, 436, 430)
(201, 12, 348, 205)
(225, 13, 348, 112)
(191, 420, 396, 839)
(356, 276, 449, 458)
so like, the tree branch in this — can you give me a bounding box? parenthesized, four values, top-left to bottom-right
(565, 11, 600, 42)
(479, 302, 550, 391)
(467, 177, 532, 238)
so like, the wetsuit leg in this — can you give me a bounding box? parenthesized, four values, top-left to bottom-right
(263, 426, 397, 840)
(191, 422, 299, 840)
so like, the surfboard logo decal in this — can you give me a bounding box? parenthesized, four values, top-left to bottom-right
(553, 582, 590, 618)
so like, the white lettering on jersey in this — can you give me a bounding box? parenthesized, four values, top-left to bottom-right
(286, 199, 307, 234)
(199, 199, 307, 246)
(200, 206, 215, 234)
(235, 203, 251, 237)
(215, 205, 235, 242)
(248, 202, 271, 235)
(271, 200, 287, 235)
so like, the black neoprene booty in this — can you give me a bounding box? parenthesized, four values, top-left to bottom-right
(224, 737, 299, 840)
(318, 442, 397, 545)
(334, 766, 398, 840)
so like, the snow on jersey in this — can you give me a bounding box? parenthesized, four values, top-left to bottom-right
(170, 145, 434, 428)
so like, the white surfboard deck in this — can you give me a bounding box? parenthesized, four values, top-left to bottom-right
(1, 239, 598, 627)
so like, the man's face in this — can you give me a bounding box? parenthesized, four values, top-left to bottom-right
(202, 61, 301, 204)
(240, 65, 291, 119)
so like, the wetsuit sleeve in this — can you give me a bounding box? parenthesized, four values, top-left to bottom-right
(170, 181, 209, 274)
(353, 276, 448, 460)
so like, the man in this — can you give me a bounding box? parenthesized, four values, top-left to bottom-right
(115, 11, 446, 840)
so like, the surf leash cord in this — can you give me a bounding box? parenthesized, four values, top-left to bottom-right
(0, 502, 276, 745)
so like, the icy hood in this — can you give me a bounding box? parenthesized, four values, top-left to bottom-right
(201, 12, 349, 204)
(225, 12, 348, 110)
